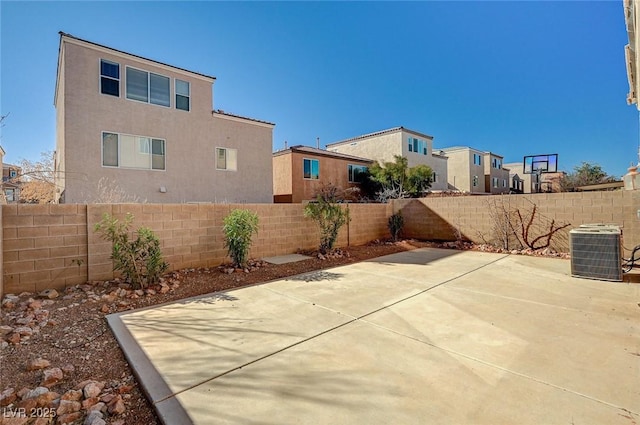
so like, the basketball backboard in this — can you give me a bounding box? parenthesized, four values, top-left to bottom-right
(523, 154, 558, 174)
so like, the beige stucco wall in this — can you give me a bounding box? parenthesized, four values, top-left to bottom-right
(444, 148, 486, 193)
(329, 129, 448, 191)
(57, 37, 273, 204)
(272, 152, 293, 198)
(483, 154, 509, 194)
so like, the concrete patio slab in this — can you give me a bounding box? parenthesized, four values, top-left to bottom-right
(262, 254, 312, 265)
(167, 321, 634, 425)
(107, 248, 640, 425)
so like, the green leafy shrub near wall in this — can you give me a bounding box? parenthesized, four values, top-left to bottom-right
(223, 209, 259, 267)
(388, 212, 404, 242)
(304, 197, 350, 254)
(94, 213, 168, 289)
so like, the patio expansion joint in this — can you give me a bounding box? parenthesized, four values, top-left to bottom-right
(155, 254, 511, 405)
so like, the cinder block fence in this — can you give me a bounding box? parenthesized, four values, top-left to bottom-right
(2, 191, 638, 296)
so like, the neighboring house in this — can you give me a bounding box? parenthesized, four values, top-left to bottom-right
(483, 152, 510, 194)
(54, 32, 274, 204)
(441, 147, 493, 194)
(2, 162, 21, 203)
(273, 145, 373, 203)
(503, 162, 565, 193)
(325, 127, 449, 191)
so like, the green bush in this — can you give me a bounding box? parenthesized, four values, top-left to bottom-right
(388, 212, 404, 242)
(304, 197, 349, 254)
(223, 209, 259, 267)
(94, 213, 168, 289)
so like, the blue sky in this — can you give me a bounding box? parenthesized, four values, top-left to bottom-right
(1, 1, 638, 177)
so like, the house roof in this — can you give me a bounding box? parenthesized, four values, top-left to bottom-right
(58, 32, 216, 81)
(273, 145, 374, 163)
(2, 163, 21, 169)
(212, 110, 275, 127)
(326, 126, 434, 148)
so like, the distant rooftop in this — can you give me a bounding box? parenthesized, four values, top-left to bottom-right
(213, 110, 275, 127)
(274, 145, 373, 163)
(326, 126, 434, 148)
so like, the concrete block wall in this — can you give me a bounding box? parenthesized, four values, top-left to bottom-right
(3, 204, 88, 295)
(395, 191, 640, 252)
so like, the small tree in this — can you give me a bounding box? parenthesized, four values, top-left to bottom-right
(368, 155, 432, 201)
(304, 197, 350, 254)
(388, 212, 404, 242)
(560, 162, 616, 191)
(94, 213, 168, 289)
(223, 209, 259, 267)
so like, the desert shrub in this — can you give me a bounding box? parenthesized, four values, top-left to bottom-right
(223, 209, 259, 267)
(388, 212, 404, 242)
(94, 213, 168, 289)
(304, 197, 349, 254)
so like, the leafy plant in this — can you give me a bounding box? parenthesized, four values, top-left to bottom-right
(94, 213, 168, 289)
(304, 197, 350, 254)
(369, 155, 433, 201)
(388, 212, 404, 242)
(223, 209, 259, 267)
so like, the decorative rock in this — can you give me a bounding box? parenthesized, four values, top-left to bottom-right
(61, 389, 82, 401)
(61, 364, 75, 374)
(87, 402, 105, 413)
(0, 325, 13, 336)
(107, 395, 125, 415)
(99, 394, 114, 404)
(38, 289, 59, 299)
(56, 399, 81, 415)
(0, 387, 16, 406)
(83, 381, 105, 399)
(26, 358, 51, 371)
(16, 387, 30, 399)
(1, 417, 30, 425)
(35, 390, 59, 407)
(7, 333, 21, 344)
(13, 327, 33, 337)
(81, 396, 99, 409)
(24, 387, 49, 400)
(57, 412, 83, 425)
(17, 396, 38, 412)
(41, 368, 63, 387)
(84, 410, 104, 425)
(100, 304, 109, 313)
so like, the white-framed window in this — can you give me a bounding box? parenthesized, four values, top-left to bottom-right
(303, 158, 319, 180)
(102, 131, 165, 170)
(408, 137, 427, 155)
(100, 59, 120, 97)
(9, 169, 17, 178)
(503, 179, 507, 188)
(175, 79, 190, 111)
(216, 147, 237, 171)
(5, 188, 14, 202)
(473, 175, 478, 187)
(348, 164, 367, 183)
(126, 66, 170, 107)
(492, 158, 502, 169)
(492, 177, 499, 188)
(473, 153, 482, 166)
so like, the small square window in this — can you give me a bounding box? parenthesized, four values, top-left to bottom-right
(100, 59, 120, 97)
(176, 79, 190, 111)
(216, 147, 237, 171)
(303, 158, 319, 179)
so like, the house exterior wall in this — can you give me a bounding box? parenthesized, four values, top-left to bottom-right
(56, 35, 273, 204)
(444, 148, 486, 193)
(483, 153, 510, 194)
(328, 129, 448, 191)
(273, 152, 293, 202)
(280, 151, 371, 203)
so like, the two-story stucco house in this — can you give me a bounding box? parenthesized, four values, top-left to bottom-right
(325, 127, 448, 191)
(441, 147, 509, 194)
(54, 32, 274, 204)
(273, 145, 373, 203)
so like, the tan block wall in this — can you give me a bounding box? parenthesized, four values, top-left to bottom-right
(3, 204, 88, 294)
(2, 203, 390, 294)
(395, 191, 640, 252)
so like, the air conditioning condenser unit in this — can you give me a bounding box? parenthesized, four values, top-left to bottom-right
(570, 225, 622, 282)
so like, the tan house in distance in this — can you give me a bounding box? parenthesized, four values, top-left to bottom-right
(54, 32, 274, 204)
(442, 147, 508, 194)
(2, 162, 21, 203)
(326, 127, 449, 191)
(273, 145, 373, 203)
(504, 162, 564, 193)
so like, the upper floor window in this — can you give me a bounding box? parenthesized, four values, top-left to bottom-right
(473, 153, 482, 166)
(126, 67, 170, 107)
(9, 170, 17, 178)
(348, 164, 367, 183)
(408, 137, 427, 155)
(216, 147, 237, 171)
(303, 158, 319, 180)
(176, 79, 190, 111)
(492, 158, 502, 169)
(100, 59, 120, 97)
(102, 132, 165, 170)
